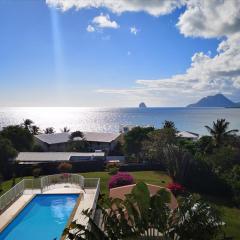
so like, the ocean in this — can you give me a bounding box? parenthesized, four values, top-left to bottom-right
(0, 107, 239, 135)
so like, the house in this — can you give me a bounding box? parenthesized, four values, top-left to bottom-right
(16, 152, 105, 165)
(177, 131, 200, 141)
(34, 131, 121, 153)
(15, 152, 106, 174)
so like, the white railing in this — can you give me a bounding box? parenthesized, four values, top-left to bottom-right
(0, 174, 100, 213)
(0, 180, 25, 212)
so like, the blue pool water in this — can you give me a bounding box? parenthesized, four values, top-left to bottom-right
(0, 194, 79, 240)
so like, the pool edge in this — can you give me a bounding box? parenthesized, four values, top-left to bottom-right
(0, 195, 36, 233)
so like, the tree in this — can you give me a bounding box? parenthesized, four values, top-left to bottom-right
(30, 125, 41, 135)
(142, 128, 176, 164)
(205, 119, 238, 146)
(68, 131, 89, 152)
(69, 131, 84, 140)
(0, 125, 34, 151)
(123, 127, 154, 161)
(63, 182, 224, 240)
(67, 140, 89, 152)
(44, 127, 55, 134)
(0, 137, 17, 179)
(164, 145, 192, 184)
(22, 119, 33, 130)
(61, 126, 70, 133)
(163, 120, 177, 134)
(197, 135, 214, 154)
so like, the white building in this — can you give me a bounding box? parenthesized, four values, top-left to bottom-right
(177, 131, 200, 141)
(16, 152, 105, 165)
(34, 132, 121, 153)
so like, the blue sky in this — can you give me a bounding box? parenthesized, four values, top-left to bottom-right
(0, 0, 239, 107)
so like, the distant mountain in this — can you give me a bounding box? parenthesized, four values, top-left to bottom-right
(187, 94, 238, 108)
(139, 102, 147, 108)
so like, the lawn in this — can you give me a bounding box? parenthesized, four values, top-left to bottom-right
(81, 171, 171, 195)
(1, 171, 240, 239)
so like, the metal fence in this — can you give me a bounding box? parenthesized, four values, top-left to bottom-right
(0, 180, 25, 212)
(0, 174, 100, 213)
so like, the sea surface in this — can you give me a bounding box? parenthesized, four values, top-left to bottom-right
(0, 107, 240, 135)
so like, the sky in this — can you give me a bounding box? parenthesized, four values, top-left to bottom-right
(0, 0, 240, 107)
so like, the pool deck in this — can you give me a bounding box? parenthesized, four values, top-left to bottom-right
(0, 183, 98, 233)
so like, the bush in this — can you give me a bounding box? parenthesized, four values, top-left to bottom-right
(106, 162, 120, 175)
(58, 162, 72, 173)
(32, 167, 41, 178)
(108, 166, 119, 175)
(108, 172, 134, 189)
(167, 182, 185, 196)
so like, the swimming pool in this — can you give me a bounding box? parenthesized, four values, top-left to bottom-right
(0, 194, 79, 240)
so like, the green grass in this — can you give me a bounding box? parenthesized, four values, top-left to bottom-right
(81, 171, 171, 195)
(1, 171, 240, 239)
(0, 176, 33, 196)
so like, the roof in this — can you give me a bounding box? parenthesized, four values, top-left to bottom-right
(177, 131, 199, 139)
(16, 152, 105, 163)
(109, 184, 178, 210)
(35, 131, 121, 145)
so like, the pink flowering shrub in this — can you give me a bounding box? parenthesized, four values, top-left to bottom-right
(167, 182, 185, 196)
(108, 172, 134, 189)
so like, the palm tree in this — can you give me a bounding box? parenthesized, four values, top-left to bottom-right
(69, 131, 84, 141)
(163, 120, 177, 134)
(22, 119, 33, 130)
(44, 127, 55, 134)
(63, 182, 225, 240)
(61, 126, 70, 133)
(30, 125, 41, 135)
(205, 119, 238, 146)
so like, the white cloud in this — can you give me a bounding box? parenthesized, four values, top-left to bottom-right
(47, 0, 240, 105)
(177, 0, 240, 38)
(46, 0, 185, 17)
(92, 13, 119, 29)
(86, 24, 95, 32)
(130, 26, 139, 35)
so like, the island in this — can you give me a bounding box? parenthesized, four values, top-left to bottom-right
(139, 102, 147, 108)
(187, 93, 240, 108)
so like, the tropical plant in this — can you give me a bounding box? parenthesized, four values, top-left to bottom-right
(0, 125, 34, 151)
(22, 119, 33, 130)
(61, 126, 70, 133)
(164, 145, 192, 184)
(0, 137, 17, 179)
(69, 131, 84, 140)
(205, 119, 238, 146)
(30, 125, 41, 135)
(63, 182, 225, 240)
(123, 126, 154, 162)
(163, 120, 177, 133)
(108, 172, 134, 189)
(44, 127, 55, 134)
(142, 128, 176, 164)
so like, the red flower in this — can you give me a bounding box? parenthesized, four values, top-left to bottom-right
(167, 182, 185, 196)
